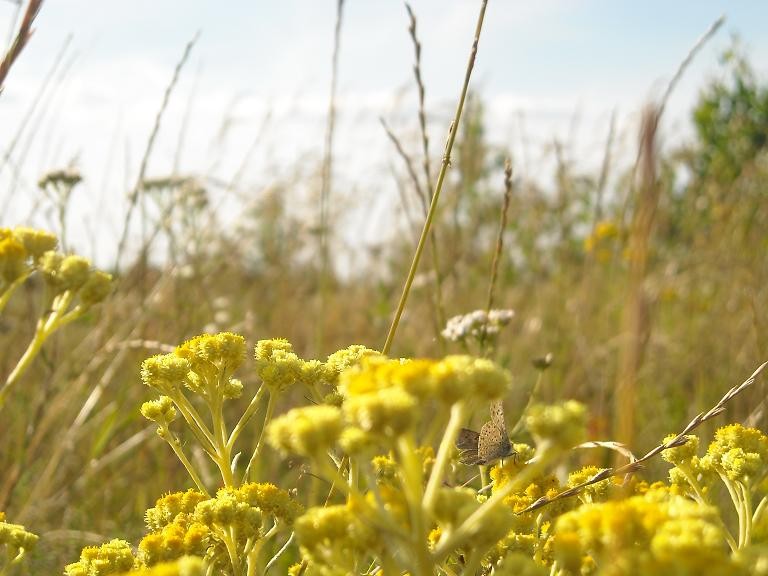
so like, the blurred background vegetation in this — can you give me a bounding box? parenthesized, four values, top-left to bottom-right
(1, 5, 767, 572)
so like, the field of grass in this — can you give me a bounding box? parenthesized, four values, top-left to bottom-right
(1, 2, 768, 575)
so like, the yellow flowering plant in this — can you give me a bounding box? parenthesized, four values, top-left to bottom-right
(0, 227, 113, 410)
(59, 330, 768, 576)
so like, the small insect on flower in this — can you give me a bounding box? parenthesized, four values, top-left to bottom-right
(456, 399, 516, 465)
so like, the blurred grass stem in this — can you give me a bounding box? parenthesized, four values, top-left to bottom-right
(383, 0, 489, 355)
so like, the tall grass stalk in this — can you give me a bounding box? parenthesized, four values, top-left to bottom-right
(316, 0, 345, 355)
(383, 0, 489, 355)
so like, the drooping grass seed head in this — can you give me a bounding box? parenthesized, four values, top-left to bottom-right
(661, 434, 700, 467)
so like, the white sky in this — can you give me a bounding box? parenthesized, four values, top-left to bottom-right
(1, 1, 767, 266)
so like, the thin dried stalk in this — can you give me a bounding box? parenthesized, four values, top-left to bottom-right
(316, 0, 346, 354)
(522, 360, 768, 514)
(380, 117, 429, 215)
(613, 105, 659, 450)
(480, 158, 513, 352)
(115, 31, 200, 270)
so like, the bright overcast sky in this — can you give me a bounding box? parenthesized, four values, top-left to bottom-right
(1, 1, 767, 264)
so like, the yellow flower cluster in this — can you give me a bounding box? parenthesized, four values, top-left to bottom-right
(141, 333, 245, 400)
(0, 227, 56, 284)
(554, 490, 734, 575)
(294, 503, 380, 574)
(65, 539, 136, 576)
(116, 556, 203, 576)
(0, 227, 111, 305)
(267, 354, 511, 458)
(0, 512, 38, 570)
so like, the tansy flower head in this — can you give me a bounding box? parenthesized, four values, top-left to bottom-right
(194, 488, 263, 536)
(0, 516, 38, 554)
(59, 255, 91, 291)
(661, 434, 700, 467)
(526, 401, 586, 451)
(141, 355, 191, 395)
(175, 333, 246, 378)
(267, 405, 343, 457)
(65, 539, 136, 576)
(0, 233, 27, 283)
(140, 396, 177, 425)
(237, 482, 304, 525)
(372, 454, 398, 485)
(80, 270, 113, 306)
(145, 490, 208, 531)
(254, 339, 302, 391)
(343, 387, 417, 438)
(294, 504, 378, 573)
(12, 227, 57, 260)
(567, 466, 612, 502)
(337, 356, 405, 397)
(431, 355, 510, 405)
(138, 520, 208, 566)
(701, 424, 768, 485)
(116, 556, 204, 576)
(325, 345, 382, 381)
(299, 359, 333, 389)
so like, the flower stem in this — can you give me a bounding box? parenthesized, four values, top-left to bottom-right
(423, 402, 465, 514)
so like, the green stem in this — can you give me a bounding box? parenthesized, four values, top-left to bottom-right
(719, 471, 745, 548)
(228, 385, 267, 449)
(739, 481, 753, 547)
(0, 272, 31, 315)
(159, 425, 210, 495)
(244, 392, 276, 482)
(396, 434, 432, 576)
(382, 0, 489, 355)
(423, 402, 466, 514)
(753, 495, 768, 525)
(171, 392, 218, 455)
(0, 291, 70, 410)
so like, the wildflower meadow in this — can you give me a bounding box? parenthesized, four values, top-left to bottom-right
(1, 2, 768, 575)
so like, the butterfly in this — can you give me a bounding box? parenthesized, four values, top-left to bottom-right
(456, 399, 515, 466)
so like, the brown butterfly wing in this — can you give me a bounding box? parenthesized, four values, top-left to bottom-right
(477, 416, 514, 465)
(489, 399, 507, 431)
(456, 428, 482, 465)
